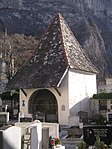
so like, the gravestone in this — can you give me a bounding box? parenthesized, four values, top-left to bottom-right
(68, 127, 83, 138)
(42, 122, 59, 138)
(34, 111, 45, 122)
(107, 112, 112, 123)
(0, 126, 21, 149)
(108, 113, 112, 122)
(20, 117, 32, 122)
(0, 112, 9, 126)
(18, 113, 32, 122)
(42, 128, 49, 149)
(78, 111, 88, 124)
(83, 125, 112, 145)
(30, 122, 42, 149)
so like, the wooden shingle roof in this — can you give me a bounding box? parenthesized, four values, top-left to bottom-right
(6, 13, 98, 90)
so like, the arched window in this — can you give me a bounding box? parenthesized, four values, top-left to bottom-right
(29, 89, 58, 123)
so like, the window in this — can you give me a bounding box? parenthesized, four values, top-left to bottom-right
(61, 105, 65, 111)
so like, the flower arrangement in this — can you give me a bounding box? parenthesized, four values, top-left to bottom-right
(49, 136, 61, 149)
(94, 135, 108, 149)
(55, 138, 61, 145)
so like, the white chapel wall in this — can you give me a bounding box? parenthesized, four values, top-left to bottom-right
(55, 72, 69, 125)
(68, 69, 97, 116)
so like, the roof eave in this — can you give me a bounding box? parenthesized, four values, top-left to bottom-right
(57, 66, 69, 87)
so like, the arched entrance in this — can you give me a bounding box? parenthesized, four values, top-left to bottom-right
(29, 89, 58, 123)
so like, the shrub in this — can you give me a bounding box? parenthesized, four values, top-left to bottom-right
(78, 141, 87, 149)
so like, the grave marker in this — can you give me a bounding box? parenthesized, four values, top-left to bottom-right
(83, 125, 112, 145)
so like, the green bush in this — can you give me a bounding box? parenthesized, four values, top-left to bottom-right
(78, 141, 87, 149)
(93, 93, 112, 99)
(94, 135, 108, 149)
(0, 91, 12, 100)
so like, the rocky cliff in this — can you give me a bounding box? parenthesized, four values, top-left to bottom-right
(0, 0, 112, 84)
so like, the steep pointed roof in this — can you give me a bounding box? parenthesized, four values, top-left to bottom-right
(6, 13, 98, 90)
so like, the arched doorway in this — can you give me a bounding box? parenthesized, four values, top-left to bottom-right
(29, 89, 58, 123)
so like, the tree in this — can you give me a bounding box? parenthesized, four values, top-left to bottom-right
(0, 30, 39, 82)
(0, 90, 19, 118)
(0, 31, 39, 117)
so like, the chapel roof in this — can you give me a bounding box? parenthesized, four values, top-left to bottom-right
(6, 13, 98, 90)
